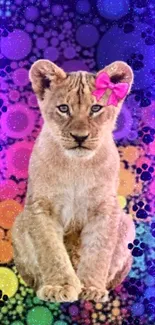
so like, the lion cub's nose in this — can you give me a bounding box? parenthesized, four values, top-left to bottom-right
(70, 133, 89, 145)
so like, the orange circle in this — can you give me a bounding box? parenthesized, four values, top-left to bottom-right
(112, 307, 120, 316)
(0, 240, 13, 263)
(119, 146, 143, 164)
(0, 200, 23, 230)
(118, 168, 135, 196)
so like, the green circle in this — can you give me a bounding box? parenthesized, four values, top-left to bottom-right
(16, 305, 23, 313)
(10, 298, 16, 304)
(1, 307, 8, 314)
(27, 306, 53, 325)
(11, 320, 24, 325)
(54, 320, 67, 325)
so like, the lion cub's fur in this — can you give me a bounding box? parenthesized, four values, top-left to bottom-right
(12, 60, 135, 302)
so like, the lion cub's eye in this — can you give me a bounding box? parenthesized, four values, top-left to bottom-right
(91, 105, 103, 113)
(57, 104, 70, 114)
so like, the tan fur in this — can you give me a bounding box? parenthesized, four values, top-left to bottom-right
(12, 59, 135, 302)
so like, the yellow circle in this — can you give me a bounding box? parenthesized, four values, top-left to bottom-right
(92, 313, 97, 319)
(113, 299, 120, 307)
(0, 267, 18, 298)
(99, 314, 106, 321)
(95, 303, 102, 310)
(118, 195, 127, 209)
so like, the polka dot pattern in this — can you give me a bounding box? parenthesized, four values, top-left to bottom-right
(0, 1, 154, 324)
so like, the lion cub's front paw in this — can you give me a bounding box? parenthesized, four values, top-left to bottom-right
(37, 283, 82, 303)
(79, 287, 109, 302)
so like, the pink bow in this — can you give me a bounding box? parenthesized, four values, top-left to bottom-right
(92, 71, 129, 106)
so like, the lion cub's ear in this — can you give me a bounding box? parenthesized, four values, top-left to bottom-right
(29, 60, 67, 100)
(98, 61, 134, 95)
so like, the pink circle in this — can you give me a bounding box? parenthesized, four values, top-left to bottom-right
(5, 141, 34, 178)
(9, 90, 20, 102)
(0, 180, 18, 200)
(13, 148, 30, 170)
(28, 94, 38, 107)
(148, 140, 155, 155)
(13, 68, 29, 86)
(1, 103, 36, 139)
(141, 101, 155, 128)
(135, 156, 151, 168)
(149, 179, 155, 195)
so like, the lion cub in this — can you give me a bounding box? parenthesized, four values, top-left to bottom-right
(12, 59, 135, 302)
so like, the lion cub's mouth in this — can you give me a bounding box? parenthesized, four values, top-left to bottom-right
(70, 145, 90, 150)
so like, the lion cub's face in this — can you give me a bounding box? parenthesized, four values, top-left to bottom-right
(29, 60, 133, 158)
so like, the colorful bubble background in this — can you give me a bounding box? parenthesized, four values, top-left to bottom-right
(0, 0, 155, 324)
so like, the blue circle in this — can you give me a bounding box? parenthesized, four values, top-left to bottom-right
(131, 302, 144, 316)
(97, 0, 130, 19)
(145, 287, 155, 299)
(144, 275, 155, 286)
(97, 24, 154, 90)
(76, 0, 90, 14)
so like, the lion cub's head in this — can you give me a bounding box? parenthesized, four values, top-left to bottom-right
(29, 60, 133, 158)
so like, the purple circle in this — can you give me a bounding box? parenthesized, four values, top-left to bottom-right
(7, 111, 29, 132)
(69, 305, 79, 316)
(76, 0, 91, 14)
(64, 21, 72, 30)
(42, 0, 49, 7)
(113, 102, 133, 140)
(1, 30, 32, 60)
(36, 37, 48, 49)
(50, 37, 59, 47)
(44, 47, 59, 61)
(141, 102, 155, 128)
(44, 31, 52, 39)
(25, 23, 35, 33)
(61, 42, 67, 49)
(1, 103, 35, 139)
(28, 94, 38, 107)
(30, 56, 37, 63)
(25, 6, 39, 21)
(52, 5, 63, 16)
(127, 130, 138, 140)
(59, 34, 65, 41)
(13, 68, 29, 86)
(76, 24, 99, 48)
(64, 47, 76, 59)
(62, 60, 89, 72)
(36, 25, 44, 34)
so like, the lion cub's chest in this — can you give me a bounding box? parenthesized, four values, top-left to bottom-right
(54, 179, 91, 233)
(62, 184, 89, 232)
